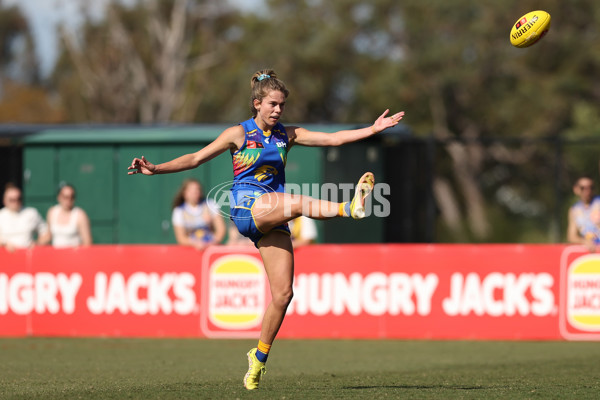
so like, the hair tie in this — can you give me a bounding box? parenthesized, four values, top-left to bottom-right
(257, 74, 271, 81)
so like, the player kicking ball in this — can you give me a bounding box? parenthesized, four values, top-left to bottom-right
(128, 69, 403, 390)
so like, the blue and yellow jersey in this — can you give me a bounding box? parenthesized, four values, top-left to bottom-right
(230, 118, 289, 206)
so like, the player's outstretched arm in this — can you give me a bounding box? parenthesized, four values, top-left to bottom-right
(288, 109, 405, 147)
(128, 126, 244, 176)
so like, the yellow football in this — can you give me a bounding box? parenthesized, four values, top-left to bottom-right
(510, 10, 551, 48)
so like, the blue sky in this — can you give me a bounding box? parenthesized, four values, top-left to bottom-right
(6, 0, 261, 78)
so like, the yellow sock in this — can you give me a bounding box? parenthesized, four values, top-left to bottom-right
(257, 340, 271, 354)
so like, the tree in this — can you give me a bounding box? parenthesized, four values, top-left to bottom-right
(53, 0, 237, 123)
(0, 1, 62, 122)
(389, 0, 600, 242)
(0, 80, 64, 122)
(0, 1, 38, 85)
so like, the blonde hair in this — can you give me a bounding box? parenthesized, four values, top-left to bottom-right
(250, 69, 289, 117)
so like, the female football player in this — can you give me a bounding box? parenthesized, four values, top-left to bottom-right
(128, 69, 404, 390)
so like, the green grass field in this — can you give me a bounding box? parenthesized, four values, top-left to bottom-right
(1, 338, 599, 399)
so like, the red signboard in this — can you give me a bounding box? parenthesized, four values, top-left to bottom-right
(1, 244, 598, 340)
(282, 244, 561, 340)
(1, 246, 203, 337)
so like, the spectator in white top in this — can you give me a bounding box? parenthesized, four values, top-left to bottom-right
(46, 184, 93, 248)
(171, 178, 226, 250)
(0, 183, 50, 251)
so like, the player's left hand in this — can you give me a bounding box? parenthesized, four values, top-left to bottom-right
(372, 109, 405, 134)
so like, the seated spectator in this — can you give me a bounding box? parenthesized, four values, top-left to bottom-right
(567, 176, 600, 252)
(289, 216, 318, 248)
(0, 183, 49, 251)
(172, 178, 225, 249)
(46, 184, 93, 248)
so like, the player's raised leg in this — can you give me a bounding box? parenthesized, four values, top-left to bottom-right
(252, 172, 376, 232)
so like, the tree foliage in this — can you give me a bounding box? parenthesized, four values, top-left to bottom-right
(52, 0, 239, 123)
(0, 1, 35, 81)
(0, 1, 60, 123)
(389, 0, 600, 241)
(0, 80, 64, 122)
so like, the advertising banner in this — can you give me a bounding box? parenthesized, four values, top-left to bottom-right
(1, 246, 203, 337)
(281, 244, 561, 340)
(1, 244, 598, 340)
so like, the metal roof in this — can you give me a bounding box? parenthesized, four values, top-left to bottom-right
(0, 122, 411, 145)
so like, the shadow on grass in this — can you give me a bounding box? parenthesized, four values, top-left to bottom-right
(343, 385, 486, 390)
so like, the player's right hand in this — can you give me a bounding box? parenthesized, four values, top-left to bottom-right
(128, 156, 156, 175)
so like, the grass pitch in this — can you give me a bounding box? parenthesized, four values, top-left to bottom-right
(1, 338, 599, 399)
